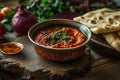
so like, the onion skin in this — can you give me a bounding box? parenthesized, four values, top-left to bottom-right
(12, 6, 37, 35)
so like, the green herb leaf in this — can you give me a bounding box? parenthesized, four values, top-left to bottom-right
(50, 39, 57, 45)
(62, 35, 71, 40)
(54, 31, 62, 39)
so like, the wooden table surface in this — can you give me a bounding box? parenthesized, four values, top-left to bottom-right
(0, 1, 120, 80)
(0, 32, 120, 80)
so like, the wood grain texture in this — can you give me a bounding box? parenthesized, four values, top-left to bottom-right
(0, 36, 91, 80)
(0, 29, 120, 80)
(75, 59, 120, 80)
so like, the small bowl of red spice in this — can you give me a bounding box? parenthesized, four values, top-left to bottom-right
(0, 42, 24, 55)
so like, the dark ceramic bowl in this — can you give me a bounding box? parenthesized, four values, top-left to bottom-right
(28, 19, 91, 62)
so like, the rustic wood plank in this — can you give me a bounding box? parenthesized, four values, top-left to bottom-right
(0, 36, 91, 80)
(1, 30, 120, 80)
(0, 69, 16, 80)
(75, 59, 120, 80)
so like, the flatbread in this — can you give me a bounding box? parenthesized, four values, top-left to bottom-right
(102, 33, 120, 52)
(74, 8, 120, 34)
(74, 8, 120, 52)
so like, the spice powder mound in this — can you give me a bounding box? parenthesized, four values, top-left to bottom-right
(0, 43, 21, 53)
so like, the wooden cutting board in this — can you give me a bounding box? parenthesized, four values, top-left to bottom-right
(0, 36, 91, 80)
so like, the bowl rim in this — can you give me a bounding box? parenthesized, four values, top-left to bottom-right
(28, 19, 91, 50)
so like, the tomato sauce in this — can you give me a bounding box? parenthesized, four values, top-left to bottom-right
(35, 26, 86, 48)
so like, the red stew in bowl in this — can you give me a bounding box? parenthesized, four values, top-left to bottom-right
(35, 26, 86, 48)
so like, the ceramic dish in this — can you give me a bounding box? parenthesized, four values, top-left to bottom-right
(0, 42, 24, 55)
(28, 19, 91, 62)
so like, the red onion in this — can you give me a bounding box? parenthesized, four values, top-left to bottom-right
(12, 4, 37, 35)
